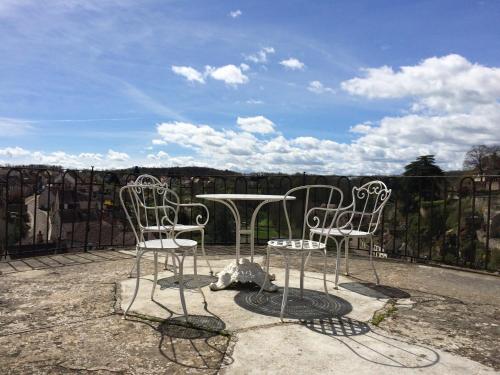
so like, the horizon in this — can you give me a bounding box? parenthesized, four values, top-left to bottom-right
(1, 1, 500, 174)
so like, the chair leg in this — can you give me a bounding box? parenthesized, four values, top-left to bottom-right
(335, 239, 341, 289)
(124, 249, 143, 319)
(177, 252, 188, 320)
(128, 247, 138, 278)
(193, 246, 198, 276)
(172, 254, 178, 277)
(257, 246, 271, 299)
(322, 249, 329, 297)
(345, 237, 350, 276)
(280, 253, 290, 322)
(163, 252, 169, 270)
(200, 229, 213, 275)
(300, 252, 305, 299)
(369, 237, 380, 285)
(151, 251, 158, 300)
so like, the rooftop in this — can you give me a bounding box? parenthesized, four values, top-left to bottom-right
(1, 246, 498, 374)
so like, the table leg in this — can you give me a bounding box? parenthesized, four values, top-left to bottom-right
(208, 198, 278, 292)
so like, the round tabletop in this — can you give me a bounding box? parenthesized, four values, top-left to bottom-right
(196, 193, 295, 201)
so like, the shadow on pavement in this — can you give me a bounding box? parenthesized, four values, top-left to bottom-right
(339, 282, 411, 299)
(234, 287, 352, 319)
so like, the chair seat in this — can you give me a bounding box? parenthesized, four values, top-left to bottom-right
(143, 224, 203, 232)
(267, 239, 326, 251)
(311, 228, 370, 237)
(138, 238, 197, 250)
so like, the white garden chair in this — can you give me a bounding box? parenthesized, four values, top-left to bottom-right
(128, 175, 212, 276)
(310, 180, 391, 288)
(119, 176, 204, 319)
(257, 185, 345, 321)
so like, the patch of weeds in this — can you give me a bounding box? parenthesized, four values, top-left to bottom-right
(371, 300, 398, 326)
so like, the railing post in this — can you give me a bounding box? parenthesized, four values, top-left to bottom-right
(84, 166, 94, 252)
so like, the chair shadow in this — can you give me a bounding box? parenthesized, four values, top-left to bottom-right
(339, 282, 411, 299)
(124, 273, 232, 371)
(234, 287, 352, 319)
(157, 274, 218, 290)
(150, 282, 233, 371)
(302, 317, 439, 369)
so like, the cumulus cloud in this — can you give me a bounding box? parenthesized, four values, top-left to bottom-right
(205, 64, 249, 86)
(279, 58, 305, 70)
(0, 147, 132, 169)
(308, 80, 335, 94)
(341, 54, 500, 113)
(245, 47, 275, 64)
(171, 65, 205, 83)
(3, 55, 498, 174)
(0, 146, 31, 157)
(229, 9, 242, 18)
(237, 116, 275, 134)
(172, 64, 249, 86)
(107, 149, 130, 161)
(341, 54, 500, 170)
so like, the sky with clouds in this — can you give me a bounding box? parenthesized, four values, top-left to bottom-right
(1, 0, 499, 174)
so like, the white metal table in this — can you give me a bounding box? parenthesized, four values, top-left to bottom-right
(196, 194, 295, 291)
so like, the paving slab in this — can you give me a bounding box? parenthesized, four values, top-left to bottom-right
(224, 323, 496, 375)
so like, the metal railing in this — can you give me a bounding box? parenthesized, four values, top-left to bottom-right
(1, 167, 499, 271)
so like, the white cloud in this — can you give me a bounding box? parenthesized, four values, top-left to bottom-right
(152, 139, 166, 145)
(0, 118, 34, 136)
(237, 116, 275, 134)
(308, 81, 335, 94)
(245, 47, 275, 64)
(246, 99, 263, 104)
(240, 63, 250, 71)
(205, 64, 249, 86)
(3, 56, 498, 174)
(171, 65, 205, 83)
(0, 146, 31, 157)
(229, 9, 242, 18)
(107, 149, 130, 161)
(147, 150, 169, 160)
(280, 58, 305, 70)
(341, 54, 500, 113)
(0, 147, 133, 169)
(340, 54, 500, 171)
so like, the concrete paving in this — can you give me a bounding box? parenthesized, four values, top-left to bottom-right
(119, 254, 496, 374)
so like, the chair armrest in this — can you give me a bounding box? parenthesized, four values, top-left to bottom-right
(178, 202, 210, 226)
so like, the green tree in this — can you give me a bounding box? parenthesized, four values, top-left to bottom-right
(403, 155, 444, 177)
(401, 155, 444, 209)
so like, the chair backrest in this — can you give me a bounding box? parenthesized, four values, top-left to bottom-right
(119, 174, 180, 245)
(283, 185, 345, 245)
(350, 180, 391, 234)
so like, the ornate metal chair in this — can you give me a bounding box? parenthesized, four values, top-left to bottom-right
(119, 175, 203, 319)
(257, 185, 345, 321)
(310, 180, 391, 288)
(128, 175, 212, 276)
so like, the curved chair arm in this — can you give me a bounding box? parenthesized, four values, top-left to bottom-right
(178, 202, 210, 226)
(305, 203, 354, 229)
(172, 229, 199, 248)
(329, 209, 357, 236)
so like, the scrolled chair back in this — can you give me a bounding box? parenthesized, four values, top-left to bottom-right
(119, 174, 180, 245)
(350, 180, 391, 234)
(282, 185, 345, 245)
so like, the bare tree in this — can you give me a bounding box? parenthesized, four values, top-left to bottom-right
(463, 145, 500, 175)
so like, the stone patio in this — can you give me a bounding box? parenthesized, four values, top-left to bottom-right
(0, 246, 498, 374)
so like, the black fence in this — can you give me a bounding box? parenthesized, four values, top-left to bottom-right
(1, 167, 499, 271)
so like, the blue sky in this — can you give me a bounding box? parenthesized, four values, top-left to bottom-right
(1, 0, 500, 173)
